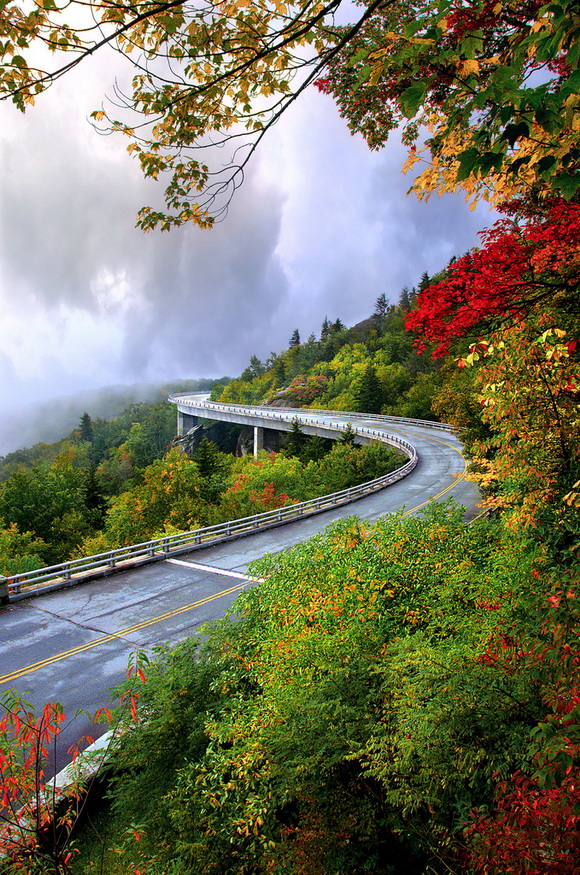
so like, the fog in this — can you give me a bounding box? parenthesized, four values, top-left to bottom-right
(0, 46, 494, 455)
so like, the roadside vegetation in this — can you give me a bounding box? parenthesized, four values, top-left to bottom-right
(1, 0, 579, 870)
(0, 284, 437, 574)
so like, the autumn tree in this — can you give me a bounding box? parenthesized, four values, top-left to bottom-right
(318, 0, 579, 206)
(405, 199, 580, 531)
(1, 0, 577, 227)
(0, 0, 388, 229)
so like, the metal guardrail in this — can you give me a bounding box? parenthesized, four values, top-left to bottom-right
(2, 415, 418, 602)
(169, 394, 456, 432)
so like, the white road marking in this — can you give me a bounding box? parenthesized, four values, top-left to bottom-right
(166, 558, 264, 583)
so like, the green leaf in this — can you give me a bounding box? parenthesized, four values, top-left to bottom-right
(399, 82, 427, 119)
(567, 38, 580, 69)
(500, 121, 531, 147)
(477, 150, 504, 174)
(403, 19, 423, 38)
(455, 147, 480, 181)
(536, 155, 557, 177)
(461, 35, 483, 59)
(354, 64, 372, 89)
(491, 66, 519, 89)
(553, 172, 580, 200)
(507, 155, 531, 174)
(558, 69, 580, 99)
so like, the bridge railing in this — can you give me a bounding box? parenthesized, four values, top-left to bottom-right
(3, 422, 417, 602)
(168, 395, 456, 432)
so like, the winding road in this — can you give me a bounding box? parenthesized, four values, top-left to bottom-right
(0, 408, 480, 772)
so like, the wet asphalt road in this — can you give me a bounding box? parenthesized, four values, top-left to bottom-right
(0, 418, 480, 771)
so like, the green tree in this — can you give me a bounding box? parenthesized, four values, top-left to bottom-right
(0, 523, 48, 576)
(78, 412, 93, 444)
(289, 329, 301, 348)
(284, 417, 306, 458)
(192, 438, 233, 502)
(356, 363, 383, 414)
(398, 286, 411, 312)
(241, 355, 266, 381)
(0, 451, 93, 563)
(374, 292, 388, 318)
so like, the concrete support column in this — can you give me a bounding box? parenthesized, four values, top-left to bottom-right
(253, 426, 264, 459)
(177, 410, 198, 437)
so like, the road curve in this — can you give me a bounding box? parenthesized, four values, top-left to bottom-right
(0, 412, 480, 772)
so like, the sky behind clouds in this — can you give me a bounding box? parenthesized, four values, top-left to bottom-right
(0, 46, 494, 453)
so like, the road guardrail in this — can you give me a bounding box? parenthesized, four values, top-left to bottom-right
(2, 412, 418, 602)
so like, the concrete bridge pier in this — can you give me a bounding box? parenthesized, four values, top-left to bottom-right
(177, 411, 199, 437)
(254, 426, 264, 459)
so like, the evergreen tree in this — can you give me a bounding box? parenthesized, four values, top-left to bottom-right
(374, 292, 389, 318)
(193, 439, 222, 480)
(79, 412, 93, 443)
(285, 418, 306, 458)
(289, 329, 301, 347)
(320, 317, 331, 342)
(399, 286, 411, 312)
(241, 356, 265, 381)
(249, 355, 265, 377)
(340, 422, 357, 446)
(356, 364, 383, 415)
(418, 271, 431, 291)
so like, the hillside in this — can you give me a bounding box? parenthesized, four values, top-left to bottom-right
(2, 223, 579, 873)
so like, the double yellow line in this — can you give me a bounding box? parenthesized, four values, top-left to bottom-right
(0, 581, 246, 685)
(0, 433, 467, 686)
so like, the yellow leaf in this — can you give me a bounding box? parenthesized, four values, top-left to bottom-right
(459, 59, 479, 76)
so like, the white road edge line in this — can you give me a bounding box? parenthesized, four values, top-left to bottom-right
(166, 558, 264, 583)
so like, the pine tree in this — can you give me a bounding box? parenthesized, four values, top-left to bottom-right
(289, 329, 301, 347)
(418, 271, 431, 291)
(285, 418, 306, 458)
(79, 412, 93, 443)
(374, 292, 388, 318)
(356, 364, 383, 415)
(399, 287, 411, 312)
(193, 438, 222, 479)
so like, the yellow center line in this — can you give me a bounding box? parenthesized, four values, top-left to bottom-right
(1, 430, 469, 685)
(0, 581, 246, 685)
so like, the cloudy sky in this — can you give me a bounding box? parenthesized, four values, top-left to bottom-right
(0, 41, 494, 452)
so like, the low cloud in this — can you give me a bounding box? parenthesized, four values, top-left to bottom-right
(1, 53, 494, 453)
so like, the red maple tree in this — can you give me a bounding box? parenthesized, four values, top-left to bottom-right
(405, 200, 580, 357)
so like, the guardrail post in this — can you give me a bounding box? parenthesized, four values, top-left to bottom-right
(63, 563, 71, 581)
(0, 576, 9, 605)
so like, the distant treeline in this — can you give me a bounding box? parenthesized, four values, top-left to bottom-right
(0, 377, 223, 460)
(212, 274, 445, 417)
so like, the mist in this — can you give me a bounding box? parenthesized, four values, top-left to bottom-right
(0, 45, 494, 455)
